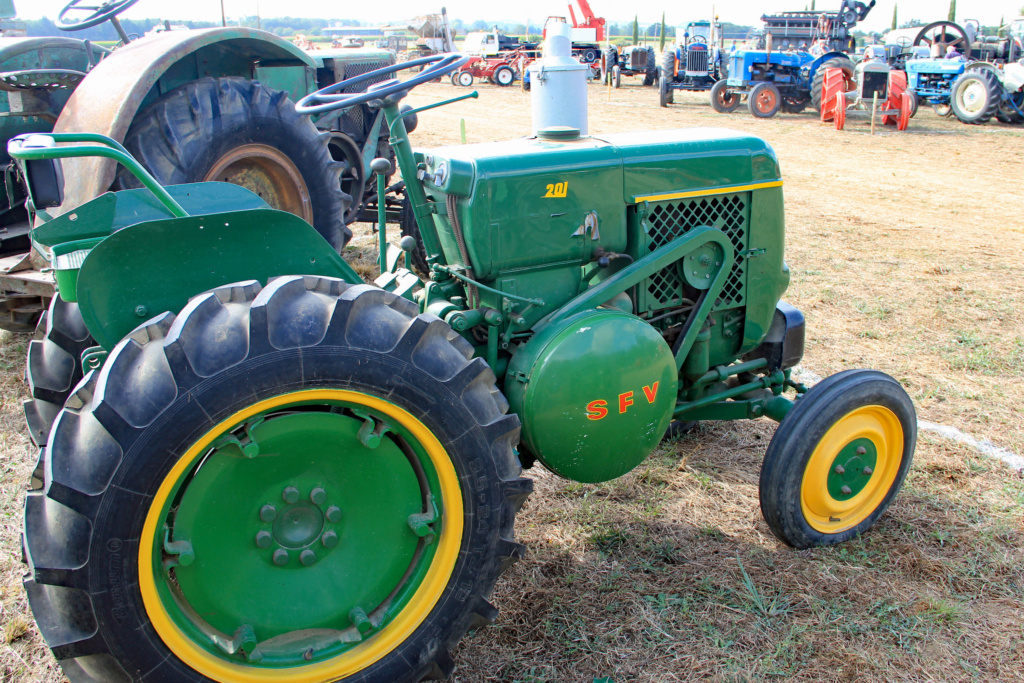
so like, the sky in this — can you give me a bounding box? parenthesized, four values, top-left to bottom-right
(21, 1, 1024, 33)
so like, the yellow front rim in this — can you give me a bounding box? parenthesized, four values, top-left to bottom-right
(138, 389, 464, 683)
(800, 405, 903, 534)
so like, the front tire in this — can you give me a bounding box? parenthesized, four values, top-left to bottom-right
(493, 65, 515, 86)
(710, 79, 741, 113)
(748, 82, 782, 118)
(24, 277, 531, 682)
(759, 370, 916, 549)
(949, 69, 1001, 124)
(116, 77, 352, 250)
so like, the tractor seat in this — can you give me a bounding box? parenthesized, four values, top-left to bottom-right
(0, 69, 87, 92)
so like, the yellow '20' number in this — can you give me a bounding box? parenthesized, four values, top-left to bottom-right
(543, 182, 568, 198)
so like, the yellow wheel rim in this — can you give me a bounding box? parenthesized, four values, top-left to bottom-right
(800, 405, 904, 534)
(138, 389, 464, 682)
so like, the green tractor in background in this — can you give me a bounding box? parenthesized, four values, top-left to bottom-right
(0, 0, 399, 331)
(14, 52, 917, 682)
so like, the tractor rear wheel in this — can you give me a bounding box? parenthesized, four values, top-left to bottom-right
(748, 82, 782, 118)
(996, 91, 1024, 124)
(811, 56, 855, 112)
(493, 65, 515, 86)
(644, 46, 657, 86)
(950, 69, 1001, 124)
(116, 77, 352, 250)
(602, 46, 617, 85)
(759, 370, 916, 549)
(24, 276, 531, 683)
(710, 80, 741, 113)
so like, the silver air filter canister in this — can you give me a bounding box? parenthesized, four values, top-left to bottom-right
(529, 19, 589, 135)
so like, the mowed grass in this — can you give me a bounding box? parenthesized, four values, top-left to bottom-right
(2, 82, 1024, 681)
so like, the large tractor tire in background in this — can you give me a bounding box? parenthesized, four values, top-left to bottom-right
(601, 46, 617, 85)
(949, 69, 1001, 124)
(24, 276, 532, 683)
(116, 77, 352, 250)
(710, 80, 742, 113)
(660, 50, 676, 104)
(811, 56, 855, 112)
(644, 46, 657, 86)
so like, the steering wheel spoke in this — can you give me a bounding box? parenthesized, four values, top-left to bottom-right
(296, 54, 469, 115)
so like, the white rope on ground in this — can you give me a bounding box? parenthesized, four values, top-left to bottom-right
(790, 367, 1024, 472)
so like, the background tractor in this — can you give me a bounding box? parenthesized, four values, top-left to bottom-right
(15, 29, 917, 683)
(658, 20, 726, 107)
(895, 20, 1024, 125)
(0, 0, 399, 332)
(819, 45, 915, 131)
(601, 44, 656, 88)
(708, 1, 869, 118)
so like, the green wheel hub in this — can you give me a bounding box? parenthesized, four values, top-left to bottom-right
(150, 397, 447, 669)
(826, 437, 877, 501)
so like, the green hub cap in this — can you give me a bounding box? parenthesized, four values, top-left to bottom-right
(151, 397, 447, 669)
(826, 437, 877, 501)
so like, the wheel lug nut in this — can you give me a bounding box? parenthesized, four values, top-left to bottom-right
(841, 485, 852, 495)
(272, 549, 289, 566)
(282, 486, 300, 504)
(310, 487, 326, 505)
(300, 549, 317, 566)
(260, 504, 277, 522)
(326, 505, 342, 523)
(856, 446, 867, 455)
(322, 530, 339, 548)
(255, 530, 273, 548)
(834, 465, 845, 475)
(863, 466, 873, 475)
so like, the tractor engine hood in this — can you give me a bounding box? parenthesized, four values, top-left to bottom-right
(415, 128, 780, 280)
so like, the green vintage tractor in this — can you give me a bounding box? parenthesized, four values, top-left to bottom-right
(0, 0, 399, 331)
(15, 54, 917, 682)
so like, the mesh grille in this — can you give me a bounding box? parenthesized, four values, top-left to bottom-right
(339, 60, 394, 93)
(644, 193, 748, 311)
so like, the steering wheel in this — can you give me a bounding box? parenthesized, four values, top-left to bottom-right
(296, 54, 469, 115)
(57, 0, 139, 30)
(913, 21, 971, 58)
(690, 35, 708, 45)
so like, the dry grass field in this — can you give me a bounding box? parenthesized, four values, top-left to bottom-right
(1, 79, 1023, 682)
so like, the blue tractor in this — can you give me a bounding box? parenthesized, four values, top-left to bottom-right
(658, 20, 726, 107)
(709, 49, 855, 118)
(707, 0, 872, 117)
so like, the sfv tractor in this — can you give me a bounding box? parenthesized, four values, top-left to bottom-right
(15, 51, 917, 683)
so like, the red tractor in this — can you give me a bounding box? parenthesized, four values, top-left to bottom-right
(450, 49, 532, 87)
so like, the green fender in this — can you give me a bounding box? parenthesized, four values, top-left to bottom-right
(76, 208, 363, 350)
(52, 28, 317, 214)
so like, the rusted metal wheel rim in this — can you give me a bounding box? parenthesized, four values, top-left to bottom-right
(204, 144, 313, 223)
(755, 89, 777, 113)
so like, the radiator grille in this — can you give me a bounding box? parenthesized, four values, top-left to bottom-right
(339, 60, 394, 93)
(685, 48, 709, 74)
(643, 193, 748, 312)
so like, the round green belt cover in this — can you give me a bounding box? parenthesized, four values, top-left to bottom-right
(505, 309, 678, 483)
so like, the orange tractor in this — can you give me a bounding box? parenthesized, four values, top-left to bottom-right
(820, 45, 916, 130)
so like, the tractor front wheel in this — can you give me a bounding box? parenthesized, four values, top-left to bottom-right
(457, 71, 474, 87)
(116, 77, 351, 250)
(748, 82, 782, 118)
(710, 80, 741, 113)
(24, 276, 531, 683)
(759, 370, 916, 549)
(612, 65, 621, 88)
(949, 69, 1001, 124)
